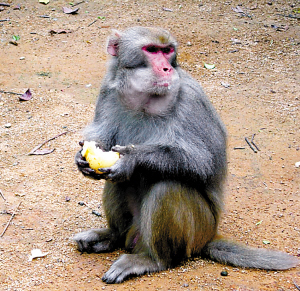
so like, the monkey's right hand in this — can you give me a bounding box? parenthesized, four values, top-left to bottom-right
(75, 149, 105, 180)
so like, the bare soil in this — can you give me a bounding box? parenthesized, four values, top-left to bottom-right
(0, 1, 299, 290)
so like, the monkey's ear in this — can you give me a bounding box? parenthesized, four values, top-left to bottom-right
(107, 29, 122, 56)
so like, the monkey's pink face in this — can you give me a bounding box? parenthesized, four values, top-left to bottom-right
(118, 45, 180, 115)
(142, 45, 175, 80)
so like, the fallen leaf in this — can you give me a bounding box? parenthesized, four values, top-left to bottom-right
(12, 35, 20, 41)
(29, 249, 49, 261)
(232, 6, 244, 13)
(30, 148, 55, 155)
(255, 220, 263, 225)
(162, 7, 173, 12)
(249, 3, 258, 10)
(262, 240, 270, 245)
(204, 63, 215, 69)
(63, 6, 79, 14)
(19, 89, 32, 101)
(39, 0, 50, 4)
(13, 4, 21, 10)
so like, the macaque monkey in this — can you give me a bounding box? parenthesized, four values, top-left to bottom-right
(74, 27, 299, 283)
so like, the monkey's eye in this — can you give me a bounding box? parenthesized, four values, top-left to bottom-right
(161, 46, 174, 54)
(145, 46, 159, 53)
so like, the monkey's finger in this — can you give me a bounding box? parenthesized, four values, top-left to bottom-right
(111, 145, 133, 155)
(97, 168, 112, 178)
(79, 140, 85, 147)
(80, 167, 104, 178)
(75, 151, 89, 167)
(77, 159, 90, 167)
(81, 167, 97, 176)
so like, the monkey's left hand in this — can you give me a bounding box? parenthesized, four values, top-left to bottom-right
(99, 145, 135, 183)
(75, 150, 107, 180)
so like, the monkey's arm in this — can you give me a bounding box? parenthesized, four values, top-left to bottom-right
(100, 141, 226, 185)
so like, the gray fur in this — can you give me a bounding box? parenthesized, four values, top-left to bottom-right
(202, 239, 299, 270)
(74, 27, 299, 284)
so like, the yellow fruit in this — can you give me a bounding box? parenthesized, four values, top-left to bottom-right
(81, 141, 120, 174)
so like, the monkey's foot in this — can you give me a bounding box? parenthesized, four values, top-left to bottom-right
(102, 254, 163, 284)
(72, 228, 117, 253)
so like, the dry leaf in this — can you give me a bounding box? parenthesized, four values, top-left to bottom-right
(28, 249, 49, 261)
(232, 6, 244, 13)
(30, 148, 55, 155)
(39, 0, 50, 4)
(204, 63, 215, 69)
(19, 89, 32, 101)
(62, 7, 79, 14)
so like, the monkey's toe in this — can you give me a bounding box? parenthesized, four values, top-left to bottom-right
(73, 229, 117, 253)
(102, 254, 162, 284)
(102, 264, 128, 284)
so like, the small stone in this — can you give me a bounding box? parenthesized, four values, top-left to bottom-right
(4, 123, 11, 128)
(92, 210, 102, 217)
(221, 270, 228, 276)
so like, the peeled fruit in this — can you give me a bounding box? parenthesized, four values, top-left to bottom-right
(81, 141, 120, 174)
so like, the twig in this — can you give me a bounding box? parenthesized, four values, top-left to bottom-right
(0, 202, 22, 238)
(0, 90, 22, 95)
(28, 131, 68, 155)
(251, 134, 260, 151)
(38, 15, 50, 18)
(234, 147, 245, 150)
(88, 19, 98, 27)
(245, 137, 257, 153)
(0, 190, 5, 201)
(0, 18, 10, 22)
(293, 280, 300, 291)
(72, 1, 84, 7)
(0, 3, 10, 7)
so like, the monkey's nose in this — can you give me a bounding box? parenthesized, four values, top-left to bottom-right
(162, 67, 173, 75)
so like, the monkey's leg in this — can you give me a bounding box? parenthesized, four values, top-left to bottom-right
(73, 181, 133, 253)
(102, 181, 217, 283)
(142, 181, 217, 265)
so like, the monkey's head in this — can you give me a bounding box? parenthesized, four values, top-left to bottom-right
(106, 27, 181, 116)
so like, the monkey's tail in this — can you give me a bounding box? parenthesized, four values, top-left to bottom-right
(202, 238, 299, 270)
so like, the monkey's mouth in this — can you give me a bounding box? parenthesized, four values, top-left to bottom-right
(153, 81, 171, 89)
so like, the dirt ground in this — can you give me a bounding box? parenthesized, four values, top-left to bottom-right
(0, 0, 299, 290)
